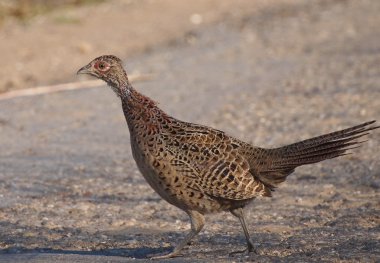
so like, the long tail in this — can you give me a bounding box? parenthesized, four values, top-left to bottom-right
(254, 120, 379, 190)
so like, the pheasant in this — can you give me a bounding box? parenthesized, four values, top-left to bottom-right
(77, 55, 379, 258)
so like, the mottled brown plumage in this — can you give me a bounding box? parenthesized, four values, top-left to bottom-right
(77, 55, 379, 258)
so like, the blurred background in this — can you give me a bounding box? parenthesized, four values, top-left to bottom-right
(0, 0, 279, 93)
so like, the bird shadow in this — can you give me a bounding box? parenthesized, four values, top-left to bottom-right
(0, 246, 168, 259)
(0, 220, 173, 259)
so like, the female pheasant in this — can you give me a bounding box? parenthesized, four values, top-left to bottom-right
(77, 55, 379, 259)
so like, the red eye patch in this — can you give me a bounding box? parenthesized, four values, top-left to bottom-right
(94, 61, 110, 72)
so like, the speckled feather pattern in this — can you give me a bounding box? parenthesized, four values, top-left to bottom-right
(120, 85, 378, 213)
(122, 89, 271, 213)
(78, 55, 379, 258)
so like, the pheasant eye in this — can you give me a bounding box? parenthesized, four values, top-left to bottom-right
(96, 61, 109, 71)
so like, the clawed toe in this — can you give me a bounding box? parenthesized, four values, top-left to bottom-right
(149, 250, 183, 260)
(229, 247, 257, 257)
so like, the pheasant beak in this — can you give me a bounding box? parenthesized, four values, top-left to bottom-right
(77, 63, 93, 75)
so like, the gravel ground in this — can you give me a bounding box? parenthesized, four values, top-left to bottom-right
(0, 0, 380, 262)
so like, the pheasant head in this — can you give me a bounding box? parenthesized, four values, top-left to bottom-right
(77, 55, 129, 96)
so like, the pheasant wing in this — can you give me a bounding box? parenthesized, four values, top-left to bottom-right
(163, 122, 271, 200)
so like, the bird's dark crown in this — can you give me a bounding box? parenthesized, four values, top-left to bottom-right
(95, 55, 123, 65)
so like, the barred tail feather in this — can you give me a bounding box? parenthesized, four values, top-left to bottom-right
(256, 121, 379, 189)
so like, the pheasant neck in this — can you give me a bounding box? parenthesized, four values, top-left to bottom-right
(120, 85, 168, 134)
(118, 80, 134, 98)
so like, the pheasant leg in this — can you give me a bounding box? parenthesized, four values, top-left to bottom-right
(151, 210, 205, 259)
(230, 207, 257, 255)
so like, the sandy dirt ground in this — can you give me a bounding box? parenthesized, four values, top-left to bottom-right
(0, 0, 380, 262)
